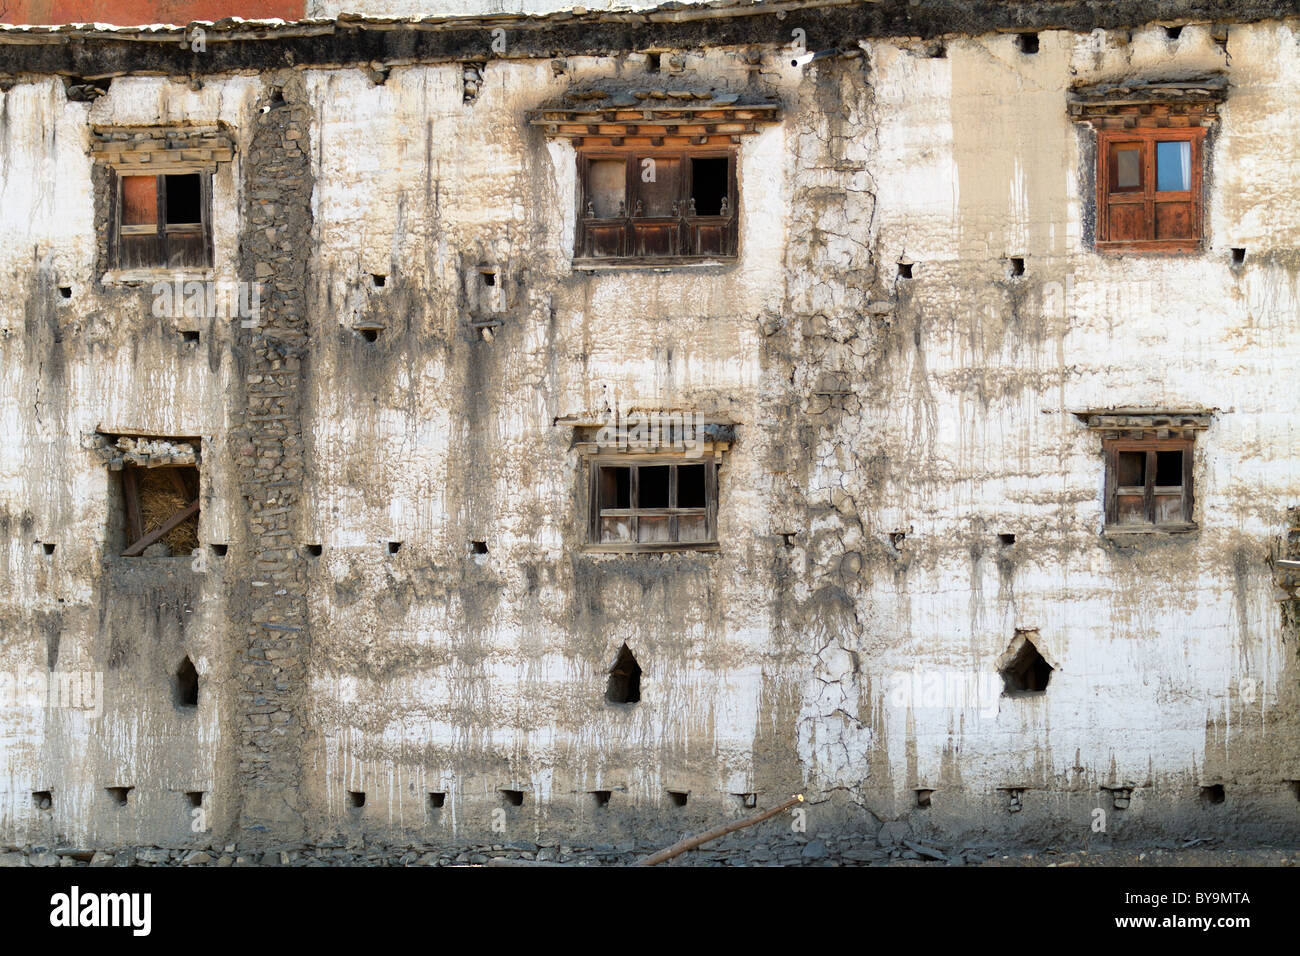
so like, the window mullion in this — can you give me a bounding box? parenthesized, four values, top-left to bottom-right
(1144, 449, 1157, 524)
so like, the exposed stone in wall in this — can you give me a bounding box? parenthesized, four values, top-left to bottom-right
(231, 74, 314, 841)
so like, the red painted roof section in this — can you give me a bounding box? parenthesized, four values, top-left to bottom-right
(1, 0, 305, 25)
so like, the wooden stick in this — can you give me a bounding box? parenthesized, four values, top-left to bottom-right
(122, 499, 199, 557)
(637, 794, 803, 866)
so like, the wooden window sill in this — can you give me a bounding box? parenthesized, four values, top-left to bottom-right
(1094, 241, 1202, 255)
(572, 256, 737, 272)
(584, 542, 720, 554)
(102, 268, 215, 286)
(1103, 523, 1198, 536)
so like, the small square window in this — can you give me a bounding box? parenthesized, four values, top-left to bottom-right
(111, 170, 212, 269)
(1104, 437, 1194, 531)
(590, 458, 718, 551)
(1096, 129, 1204, 252)
(578, 151, 737, 263)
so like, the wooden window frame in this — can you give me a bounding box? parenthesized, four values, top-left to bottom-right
(108, 168, 215, 270)
(1096, 128, 1206, 254)
(576, 149, 738, 266)
(1102, 436, 1195, 533)
(586, 454, 719, 553)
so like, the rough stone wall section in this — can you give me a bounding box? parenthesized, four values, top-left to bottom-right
(232, 78, 314, 842)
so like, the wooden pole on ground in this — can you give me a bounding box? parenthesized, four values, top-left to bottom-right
(637, 794, 804, 866)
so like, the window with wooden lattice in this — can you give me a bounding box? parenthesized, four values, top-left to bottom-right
(578, 150, 737, 263)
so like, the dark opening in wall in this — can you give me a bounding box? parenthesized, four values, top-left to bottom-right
(780, 532, 797, 548)
(115, 457, 201, 558)
(999, 533, 1016, 546)
(59, 286, 72, 299)
(897, 262, 913, 279)
(1000, 636, 1053, 695)
(890, 531, 906, 548)
(165, 174, 202, 225)
(928, 41, 947, 58)
(471, 540, 488, 554)
(690, 156, 729, 216)
(606, 643, 642, 704)
(106, 786, 132, 807)
(915, 788, 934, 808)
(1201, 784, 1226, 805)
(176, 656, 198, 708)
(181, 330, 200, 344)
(1232, 247, 1246, 265)
(185, 791, 204, 808)
(1287, 780, 1300, 802)
(500, 789, 525, 807)
(42, 542, 55, 555)
(1166, 25, 1183, 39)
(645, 51, 661, 72)
(348, 791, 366, 809)
(667, 790, 689, 808)
(371, 273, 387, 287)
(359, 328, 379, 343)
(304, 544, 322, 557)
(429, 792, 446, 810)
(1003, 787, 1024, 812)
(480, 270, 496, 287)
(732, 792, 757, 809)
(590, 790, 612, 808)
(210, 543, 228, 556)
(387, 541, 402, 554)
(1017, 32, 1039, 54)
(1010, 257, 1025, 276)
(33, 791, 52, 811)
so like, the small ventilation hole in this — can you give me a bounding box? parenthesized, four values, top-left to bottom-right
(1000, 636, 1053, 696)
(176, 656, 198, 708)
(667, 790, 689, 808)
(471, 540, 488, 554)
(1166, 25, 1183, 40)
(106, 786, 132, 806)
(33, 791, 52, 811)
(304, 544, 322, 557)
(429, 792, 446, 809)
(359, 328, 379, 343)
(1231, 248, 1246, 265)
(1003, 787, 1024, 812)
(590, 790, 612, 808)
(897, 262, 913, 279)
(928, 41, 947, 58)
(348, 791, 366, 809)
(387, 541, 402, 554)
(500, 789, 525, 807)
(1287, 780, 1300, 802)
(732, 792, 757, 810)
(606, 643, 642, 704)
(210, 543, 228, 556)
(915, 788, 934, 808)
(999, 533, 1016, 546)
(1017, 32, 1039, 54)
(185, 791, 204, 808)
(890, 532, 906, 548)
(780, 532, 797, 548)
(645, 52, 660, 72)
(42, 542, 55, 555)
(58, 286, 72, 299)
(481, 270, 496, 287)
(181, 330, 200, 344)
(1010, 257, 1025, 276)
(1201, 784, 1226, 805)
(371, 273, 387, 287)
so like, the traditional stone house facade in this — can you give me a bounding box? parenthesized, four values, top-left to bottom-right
(0, 0, 1297, 851)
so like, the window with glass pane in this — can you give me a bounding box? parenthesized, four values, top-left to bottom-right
(592, 459, 717, 548)
(112, 169, 213, 269)
(1096, 128, 1204, 250)
(1104, 438, 1194, 530)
